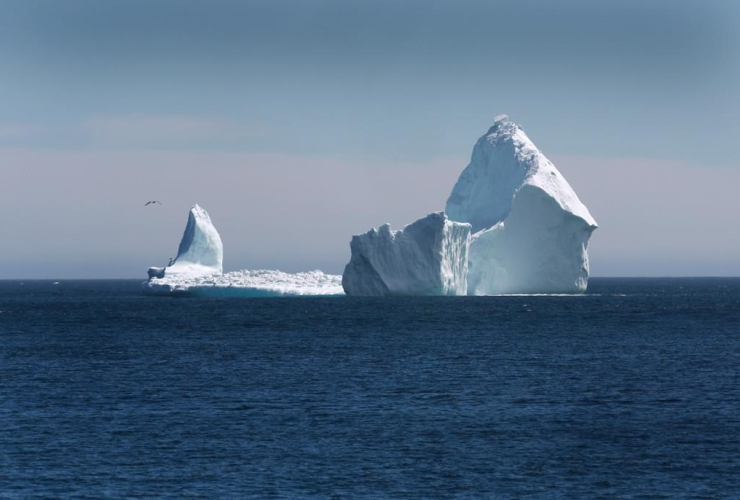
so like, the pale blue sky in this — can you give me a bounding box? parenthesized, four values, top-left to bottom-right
(1, 0, 739, 278)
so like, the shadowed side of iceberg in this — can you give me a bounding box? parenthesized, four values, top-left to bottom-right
(467, 184, 596, 295)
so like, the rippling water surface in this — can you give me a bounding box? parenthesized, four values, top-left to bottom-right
(1, 278, 739, 499)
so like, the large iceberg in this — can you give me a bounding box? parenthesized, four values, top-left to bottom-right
(342, 212, 471, 296)
(446, 115, 598, 294)
(148, 204, 223, 279)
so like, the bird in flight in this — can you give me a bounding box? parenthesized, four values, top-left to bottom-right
(144, 200, 162, 206)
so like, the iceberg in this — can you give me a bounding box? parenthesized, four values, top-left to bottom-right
(148, 204, 223, 279)
(144, 204, 343, 296)
(342, 212, 471, 296)
(446, 115, 598, 294)
(144, 115, 598, 298)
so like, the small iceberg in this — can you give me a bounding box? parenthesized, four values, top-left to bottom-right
(144, 205, 343, 297)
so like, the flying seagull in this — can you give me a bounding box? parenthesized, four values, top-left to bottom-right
(144, 200, 162, 206)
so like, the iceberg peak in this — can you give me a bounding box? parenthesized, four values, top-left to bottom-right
(448, 118, 596, 233)
(446, 116, 597, 294)
(148, 204, 223, 279)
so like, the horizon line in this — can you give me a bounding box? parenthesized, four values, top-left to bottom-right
(2, 276, 740, 281)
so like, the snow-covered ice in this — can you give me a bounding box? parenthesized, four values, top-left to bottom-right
(446, 117, 598, 294)
(342, 212, 471, 296)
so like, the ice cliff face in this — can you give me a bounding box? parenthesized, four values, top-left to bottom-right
(446, 115, 597, 294)
(148, 204, 223, 278)
(342, 212, 471, 296)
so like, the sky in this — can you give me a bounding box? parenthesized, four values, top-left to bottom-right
(1, 0, 739, 278)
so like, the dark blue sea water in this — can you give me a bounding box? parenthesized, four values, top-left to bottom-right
(1, 278, 740, 499)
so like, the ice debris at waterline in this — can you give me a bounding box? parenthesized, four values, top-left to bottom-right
(445, 115, 597, 294)
(342, 212, 471, 296)
(144, 205, 343, 296)
(146, 270, 344, 297)
(148, 204, 223, 279)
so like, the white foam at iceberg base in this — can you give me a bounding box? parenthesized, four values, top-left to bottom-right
(145, 269, 344, 297)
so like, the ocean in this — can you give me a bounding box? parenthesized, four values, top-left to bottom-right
(1, 278, 739, 499)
